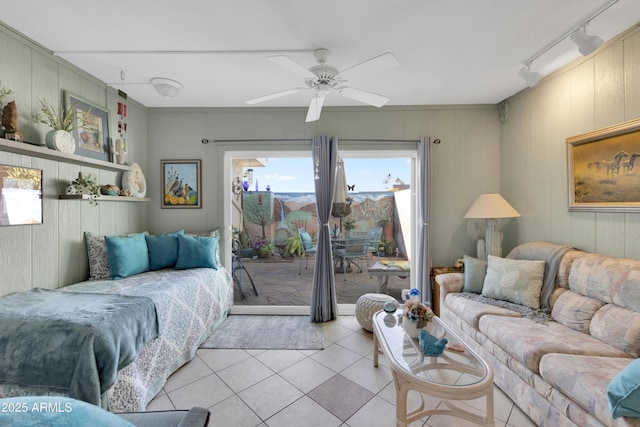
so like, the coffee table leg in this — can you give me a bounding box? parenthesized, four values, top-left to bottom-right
(378, 276, 389, 294)
(373, 331, 379, 367)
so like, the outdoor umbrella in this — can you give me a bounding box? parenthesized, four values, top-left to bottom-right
(331, 158, 351, 236)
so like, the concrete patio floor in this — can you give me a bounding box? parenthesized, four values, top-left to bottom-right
(232, 256, 410, 306)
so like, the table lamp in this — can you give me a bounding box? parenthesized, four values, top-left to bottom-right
(464, 193, 520, 260)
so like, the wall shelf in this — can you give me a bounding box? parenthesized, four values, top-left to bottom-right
(59, 194, 151, 202)
(0, 137, 131, 172)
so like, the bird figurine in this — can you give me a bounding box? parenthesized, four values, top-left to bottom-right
(418, 330, 448, 356)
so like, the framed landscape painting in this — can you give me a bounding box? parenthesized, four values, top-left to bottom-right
(65, 92, 112, 162)
(567, 118, 640, 212)
(161, 159, 201, 208)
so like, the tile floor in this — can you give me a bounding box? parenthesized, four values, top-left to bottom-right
(147, 316, 537, 427)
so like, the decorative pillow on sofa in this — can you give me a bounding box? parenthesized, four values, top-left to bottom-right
(463, 255, 488, 293)
(482, 255, 546, 309)
(145, 230, 184, 270)
(187, 229, 221, 266)
(175, 234, 218, 270)
(85, 231, 148, 280)
(105, 233, 150, 280)
(607, 358, 640, 419)
(551, 290, 605, 333)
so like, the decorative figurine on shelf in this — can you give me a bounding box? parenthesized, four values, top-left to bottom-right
(111, 138, 128, 165)
(2, 101, 22, 141)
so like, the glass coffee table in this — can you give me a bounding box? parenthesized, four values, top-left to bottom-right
(372, 310, 495, 427)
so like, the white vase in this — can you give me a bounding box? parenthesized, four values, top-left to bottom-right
(403, 317, 421, 339)
(45, 130, 76, 153)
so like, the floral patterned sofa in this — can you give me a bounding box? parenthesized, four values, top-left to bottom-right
(436, 242, 640, 427)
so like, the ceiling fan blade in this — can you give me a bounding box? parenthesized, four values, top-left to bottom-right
(268, 55, 316, 79)
(305, 93, 326, 122)
(338, 87, 389, 108)
(245, 87, 307, 105)
(339, 52, 400, 81)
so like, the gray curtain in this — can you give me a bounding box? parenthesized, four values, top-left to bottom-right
(310, 136, 339, 322)
(416, 137, 433, 306)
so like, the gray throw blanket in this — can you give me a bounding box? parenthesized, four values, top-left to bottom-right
(458, 292, 551, 324)
(506, 241, 572, 310)
(0, 288, 158, 406)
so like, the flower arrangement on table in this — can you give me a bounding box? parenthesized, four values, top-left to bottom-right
(403, 288, 434, 329)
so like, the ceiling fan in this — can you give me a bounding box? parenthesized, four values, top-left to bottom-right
(246, 48, 400, 122)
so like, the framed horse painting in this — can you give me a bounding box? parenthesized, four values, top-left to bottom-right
(567, 117, 640, 212)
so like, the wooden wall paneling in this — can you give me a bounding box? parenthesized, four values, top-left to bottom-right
(594, 41, 625, 129)
(548, 73, 573, 244)
(532, 83, 555, 243)
(57, 163, 84, 288)
(624, 215, 640, 260)
(517, 92, 536, 244)
(31, 158, 59, 289)
(624, 31, 640, 120)
(30, 52, 59, 146)
(595, 213, 626, 258)
(502, 98, 520, 251)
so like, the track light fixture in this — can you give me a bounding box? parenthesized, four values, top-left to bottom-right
(570, 26, 604, 56)
(518, 65, 542, 88)
(517, 0, 618, 88)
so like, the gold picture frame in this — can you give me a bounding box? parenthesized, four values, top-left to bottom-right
(567, 118, 640, 212)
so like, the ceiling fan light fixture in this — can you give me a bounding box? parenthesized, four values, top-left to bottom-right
(570, 26, 603, 56)
(151, 77, 182, 99)
(518, 65, 542, 87)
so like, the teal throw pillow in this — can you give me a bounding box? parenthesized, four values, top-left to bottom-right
(175, 234, 218, 270)
(300, 231, 313, 250)
(481, 255, 545, 309)
(0, 396, 135, 427)
(608, 359, 640, 418)
(145, 230, 184, 270)
(463, 255, 487, 293)
(105, 233, 149, 280)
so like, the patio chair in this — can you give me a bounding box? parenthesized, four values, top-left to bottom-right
(298, 227, 317, 274)
(365, 226, 383, 265)
(333, 231, 370, 280)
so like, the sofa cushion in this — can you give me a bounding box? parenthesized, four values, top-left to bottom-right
(607, 358, 640, 419)
(482, 256, 546, 309)
(145, 230, 184, 270)
(540, 354, 633, 425)
(551, 290, 605, 334)
(569, 253, 640, 313)
(175, 234, 218, 270)
(445, 293, 520, 329)
(479, 315, 630, 373)
(85, 231, 149, 280)
(187, 229, 221, 268)
(105, 233, 150, 279)
(463, 255, 487, 293)
(590, 304, 640, 357)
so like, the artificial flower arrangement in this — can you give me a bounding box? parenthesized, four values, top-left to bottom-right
(404, 288, 434, 328)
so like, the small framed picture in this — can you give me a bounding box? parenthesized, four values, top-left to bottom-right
(161, 159, 202, 208)
(65, 91, 112, 162)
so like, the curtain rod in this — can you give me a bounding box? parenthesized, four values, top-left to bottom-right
(204, 137, 438, 144)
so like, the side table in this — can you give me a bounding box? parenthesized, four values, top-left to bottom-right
(430, 266, 463, 317)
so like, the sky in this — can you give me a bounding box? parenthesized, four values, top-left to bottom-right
(245, 157, 411, 193)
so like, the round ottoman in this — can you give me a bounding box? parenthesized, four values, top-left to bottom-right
(356, 293, 398, 332)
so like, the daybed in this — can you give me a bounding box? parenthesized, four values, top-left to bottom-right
(436, 242, 640, 427)
(0, 231, 234, 413)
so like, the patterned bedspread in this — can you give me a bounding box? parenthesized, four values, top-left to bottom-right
(0, 267, 233, 412)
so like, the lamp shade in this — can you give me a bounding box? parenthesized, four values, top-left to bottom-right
(464, 193, 520, 219)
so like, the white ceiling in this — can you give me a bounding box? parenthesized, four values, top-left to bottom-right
(1, 0, 639, 109)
